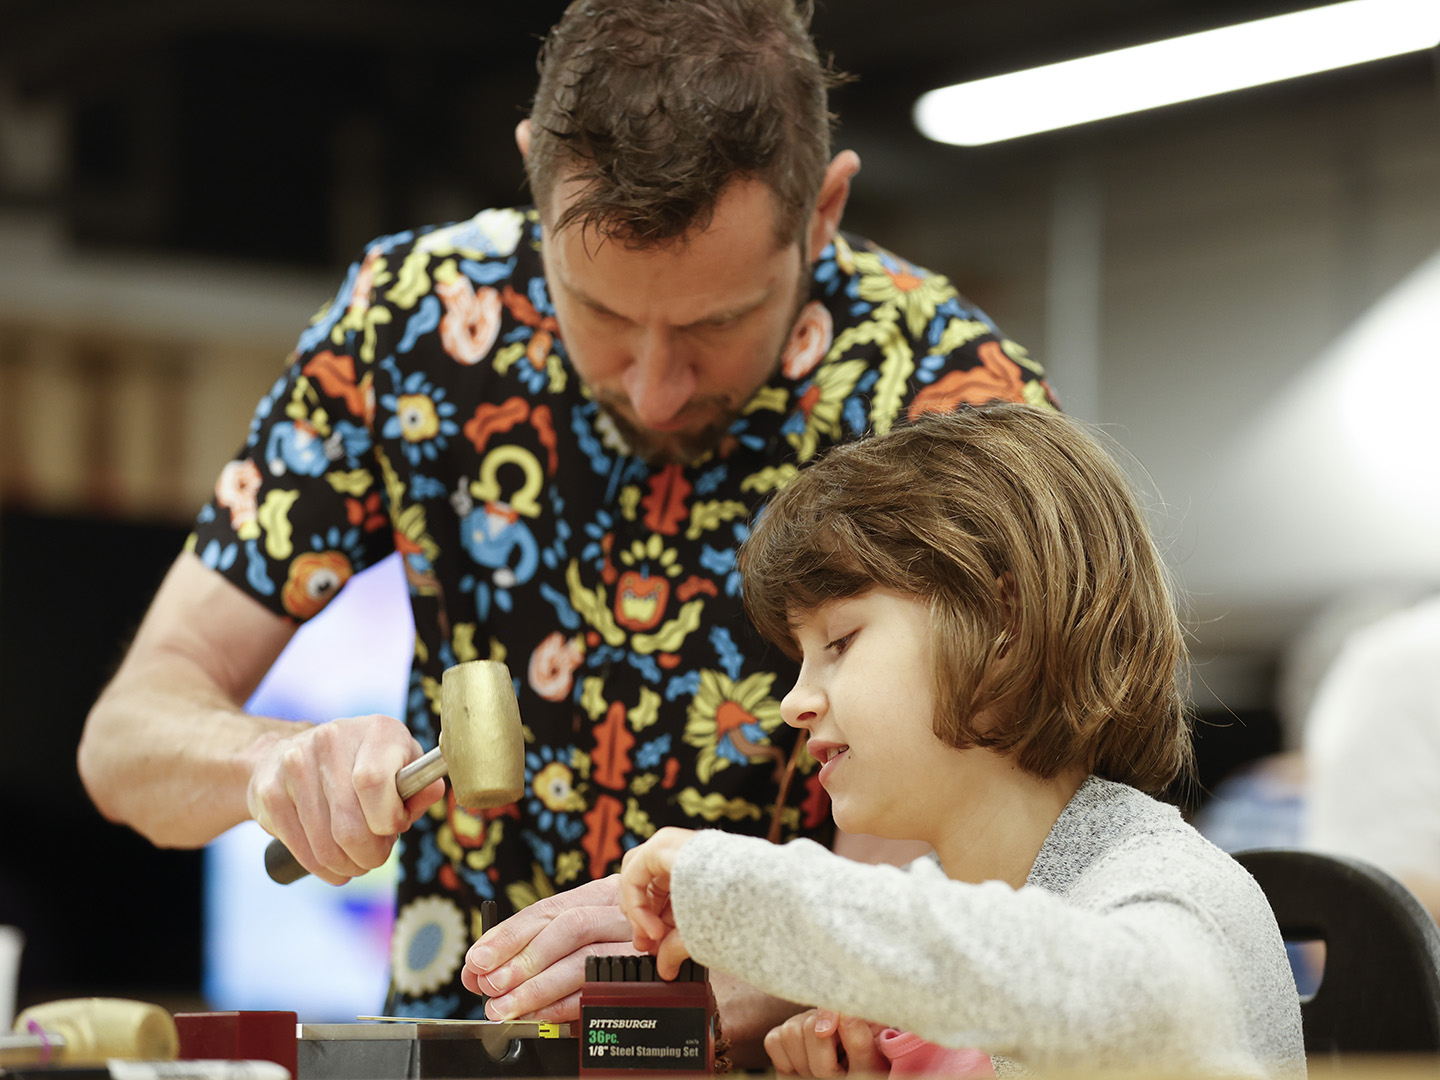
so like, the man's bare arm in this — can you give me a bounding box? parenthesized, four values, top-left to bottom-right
(710, 971, 804, 1070)
(77, 552, 444, 882)
(78, 552, 300, 846)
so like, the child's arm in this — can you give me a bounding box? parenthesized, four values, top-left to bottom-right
(764, 1009, 886, 1077)
(618, 826, 697, 978)
(622, 829, 873, 1072)
(654, 829, 1257, 1071)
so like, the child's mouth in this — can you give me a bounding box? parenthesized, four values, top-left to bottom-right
(817, 746, 849, 784)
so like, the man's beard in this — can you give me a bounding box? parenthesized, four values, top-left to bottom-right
(594, 393, 745, 467)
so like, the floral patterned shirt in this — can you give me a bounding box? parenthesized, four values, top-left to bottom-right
(190, 206, 1056, 1017)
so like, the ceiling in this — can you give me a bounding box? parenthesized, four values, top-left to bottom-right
(0, 0, 1339, 92)
(0, 0, 1370, 269)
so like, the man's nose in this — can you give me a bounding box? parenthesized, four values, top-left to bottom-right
(621, 330, 696, 426)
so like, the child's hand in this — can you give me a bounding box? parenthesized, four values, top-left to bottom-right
(764, 1008, 886, 1076)
(618, 826, 696, 978)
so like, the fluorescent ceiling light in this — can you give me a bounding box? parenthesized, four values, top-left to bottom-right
(914, 0, 1440, 146)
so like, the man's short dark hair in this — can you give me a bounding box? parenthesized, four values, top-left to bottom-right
(526, 0, 844, 248)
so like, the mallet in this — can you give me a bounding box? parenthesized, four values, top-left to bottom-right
(1, 998, 178, 1066)
(264, 659, 525, 884)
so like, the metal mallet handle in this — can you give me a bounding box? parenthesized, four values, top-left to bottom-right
(263, 745, 447, 884)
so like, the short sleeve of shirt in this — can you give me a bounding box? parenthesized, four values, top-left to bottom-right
(189, 243, 403, 622)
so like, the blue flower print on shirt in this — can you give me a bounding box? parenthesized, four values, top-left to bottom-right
(496, 329, 551, 395)
(266, 419, 331, 478)
(460, 256, 517, 286)
(525, 745, 586, 843)
(459, 504, 539, 587)
(243, 539, 275, 596)
(404, 668, 438, 749)
(527, 276, 555, 318)
(199, 538, 238, 573)
(581, 510, 616, 565)
(296, 263, 360, 357)
(246, 375, 288, 448)
(310, 525, 368, 572)
(812, 242, 844, 297)
(698, 522, 749, 597)
(458, 864, 496, 901)
(634, 735, 672, 770)
(382, 372, 460, 465)
(330, 419, 372, 463)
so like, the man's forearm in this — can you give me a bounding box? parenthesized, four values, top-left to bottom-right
(79, 655, 303, 847)
(77, 552, 301, 847)
(712, 970, 802, 1069)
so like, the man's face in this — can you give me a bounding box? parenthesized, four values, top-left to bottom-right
(541, 177, 809, 465)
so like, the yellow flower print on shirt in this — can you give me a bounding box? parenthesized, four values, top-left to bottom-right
(851, 247, 957, 340)
(396, 394, 442, 442)
(533, 760, 585, 814)
(786, 358, 867, 464)
(684, 670, 785, 784)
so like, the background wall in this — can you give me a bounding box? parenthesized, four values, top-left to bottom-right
(1, 0, 1437, 1012)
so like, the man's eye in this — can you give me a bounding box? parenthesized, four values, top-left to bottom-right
(681, 322, 733, 339)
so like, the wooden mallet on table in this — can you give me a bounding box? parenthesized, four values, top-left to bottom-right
(263, 659, 525, 884)
(1, 998, 178, 1067)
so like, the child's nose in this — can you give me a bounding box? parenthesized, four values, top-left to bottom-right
(780, 681, 824, 729)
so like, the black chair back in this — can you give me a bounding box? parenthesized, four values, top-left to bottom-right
(1235, 847, 1440, 1055)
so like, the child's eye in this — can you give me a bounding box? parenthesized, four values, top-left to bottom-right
(826, 631, 857, 654)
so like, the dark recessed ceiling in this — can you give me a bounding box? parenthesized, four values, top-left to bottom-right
(0, 0, 1417, 268)
(0, 0, 1339, 93)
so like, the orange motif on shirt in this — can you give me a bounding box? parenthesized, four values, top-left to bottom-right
(908, 341, 1026, 418)
(614, 571, 670, 632)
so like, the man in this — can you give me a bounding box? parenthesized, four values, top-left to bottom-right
(78, 0, 1054, 1058)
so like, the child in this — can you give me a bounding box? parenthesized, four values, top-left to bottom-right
(618, 404, 1305, 1078)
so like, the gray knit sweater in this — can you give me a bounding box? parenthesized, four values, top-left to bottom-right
(670, 776, 1305, 1077)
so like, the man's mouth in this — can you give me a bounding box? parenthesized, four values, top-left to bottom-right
(595, 399, 735, 466)
(642, 415, 695, 434)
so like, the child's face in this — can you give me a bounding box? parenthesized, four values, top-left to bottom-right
(782, 589, 965, 841)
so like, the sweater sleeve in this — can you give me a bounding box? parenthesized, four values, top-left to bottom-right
(669, 832, 1262, 1075)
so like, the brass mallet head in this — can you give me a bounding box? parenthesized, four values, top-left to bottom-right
(439, 659, 525, 808)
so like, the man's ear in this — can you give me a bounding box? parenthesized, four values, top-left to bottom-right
(806, 150, 861, 263)
(515, 119, 533, 160)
